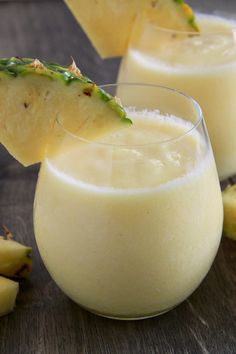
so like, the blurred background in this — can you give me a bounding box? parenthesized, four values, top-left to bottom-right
(0, 0, 235, 167)
(0, 0, 121, 84)
(0, 0, 236, 84)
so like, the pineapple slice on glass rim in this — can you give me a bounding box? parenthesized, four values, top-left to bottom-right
(64, 0, 199, 58)
(0, 57, 131, 166)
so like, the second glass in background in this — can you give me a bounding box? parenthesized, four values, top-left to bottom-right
(118, 7, 236, 180)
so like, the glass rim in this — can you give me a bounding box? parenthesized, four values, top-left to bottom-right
(137, 13, 236, 36)
(56, 83, 204, 148)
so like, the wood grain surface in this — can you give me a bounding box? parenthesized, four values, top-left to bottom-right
(0, 1, 235, 353)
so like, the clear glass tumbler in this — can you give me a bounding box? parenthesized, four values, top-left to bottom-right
(34, 84, 223, 320)
(118, 7, 236, 180)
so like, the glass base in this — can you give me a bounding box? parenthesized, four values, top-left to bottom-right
(80, 304, 177, 321)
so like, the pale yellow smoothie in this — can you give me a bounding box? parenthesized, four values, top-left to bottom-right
(34, 110, 223, 319)
(118, 14, 236, 179)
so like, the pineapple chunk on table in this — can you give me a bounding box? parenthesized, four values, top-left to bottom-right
(0, 276, 19, 317)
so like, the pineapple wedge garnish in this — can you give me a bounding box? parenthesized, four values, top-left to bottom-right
(0, 276, 19, 316)
(222, 184, 236, 240)
(0, 57, 131, 166)
(144, 0, 199, 32)
(64, 0, 199, 58)
(0, 228, 32, 278)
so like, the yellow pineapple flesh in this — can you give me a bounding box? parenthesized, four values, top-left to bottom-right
(64, 0, 199, 58)
(222, 184, 236, 240)
(0, 57, 131, 166)
(0, 276, 19, 316)
(0, 237, 32, 278)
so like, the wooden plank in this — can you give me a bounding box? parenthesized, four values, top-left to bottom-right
(0, 0, 120, 83)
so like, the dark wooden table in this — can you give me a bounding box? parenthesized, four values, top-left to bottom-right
(0, 1, 235, 353)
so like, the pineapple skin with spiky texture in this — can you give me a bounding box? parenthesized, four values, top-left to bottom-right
(0, 57, 131, 166)
(223, 185, 236, 240)
(0, 238, 32, 278)
(0, 276, 19, 316)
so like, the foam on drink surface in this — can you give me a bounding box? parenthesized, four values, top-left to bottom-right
(46, 109, 208, 193)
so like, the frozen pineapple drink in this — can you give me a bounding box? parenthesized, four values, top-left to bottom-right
(118, 13, 236, 180)
(34, 84, 223, 320)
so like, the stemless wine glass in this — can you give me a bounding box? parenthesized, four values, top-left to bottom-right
(34, 84, 223, 320)
(118, 6, 236, 180)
